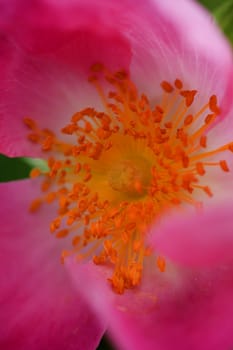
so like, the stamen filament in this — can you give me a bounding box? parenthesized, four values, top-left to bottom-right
(25, 66, 231, 294)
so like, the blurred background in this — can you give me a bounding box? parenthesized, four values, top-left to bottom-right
(0, 0, 232, 349)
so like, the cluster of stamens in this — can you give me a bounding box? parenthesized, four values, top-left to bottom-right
(24, 63, 233, 294)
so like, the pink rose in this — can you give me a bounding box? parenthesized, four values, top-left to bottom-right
(1, 1, 233, 349)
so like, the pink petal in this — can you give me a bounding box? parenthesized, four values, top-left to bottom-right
(1, 0, 233, 157)
(66, 202, 233, 350)
(0, 179, 105, 350)
(130, 0, 233, 118)
(0, 1, 131, 157)
(152, 203, 233, 267)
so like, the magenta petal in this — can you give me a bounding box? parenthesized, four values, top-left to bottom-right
(107, 264, 233, 350)
(152, 204, 233, 267)
(0, 179, 105, 350)
(1, 0, 233, 157)
(67, 202, 233, 350)
(0, 32, 131, 157)
(0, 1, 131, 157)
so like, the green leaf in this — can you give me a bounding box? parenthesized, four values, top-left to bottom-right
(23, 157, 49, 172)
(198, 0, 233, 45)
(198, 0, 224, 11)
(0, 154, 32, 182)
(214, 0, 233, 44)
(0, 154, 48, 182)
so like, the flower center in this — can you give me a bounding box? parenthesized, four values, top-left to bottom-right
(108, 157, 150, 197)
(25, 63, 233, 294)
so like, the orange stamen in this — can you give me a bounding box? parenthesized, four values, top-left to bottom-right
(29, 199, 42, 213)
(30, 168, 41, 178)
(24, 66, 232, 294)
(220, 160, 229, 172)
(157, 256, 166, 272)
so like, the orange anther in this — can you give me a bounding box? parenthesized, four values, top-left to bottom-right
(43, 128, 55, 137)
(209, 95, 220, 114)
(30, 168, 41, 178)
(129, 103, 137, 112)
(78, 136, 86, 145)
(196, 162, 205, 176)
(42, 136, 54, 151)
(184, 114, 193, 126)
(182, 154, 189, 168)
(84, 172, 92, 182)
(67, 216, 75, 226)
(220, 160, 229, 172)
(41, 179, 51, 192)
(180, 90, 197, 107)
(84, 215, 90, 225)
(28, 133, 40, 143)
(161, 81, 174, 93)
(75, 163, 81, 174)
(52, 160, 62, 170)
(50, 217, 61, 233)
(209, 94, 217, 107)
(72, 236, 81, 246)
(104, 240, 112, 253)
(114, 216, 123, 229)
(84, 121, 93, 133)
(78, 199, 88, 212)
(139, 94, 149, 109)
(91, 62, 104, 72)
(174, 79, 183, 89)
(88, 143, 103, 160)
(23, 117, 37, 129)
(29, 198, 42, 213)
(71, 112, 82, 123)
(93, 254, 106, 265)
(83, 163, 91, 172)
(45, 192, 56, 203)
(165, 122, 172, 129)
(157, 256, 166, 272)
(59, 196, 69, 208)
(56, 229, 69, 238)
(204, 186, 213, 197)
(61, 124, 77, 135)
(205, 114, 215, 124)
(125, 222, 136, 231)
(200, 135, 207, 148)
(114, 70, 128, 80)
(133, 240, 142, 252)
(171, 198, 181, 205)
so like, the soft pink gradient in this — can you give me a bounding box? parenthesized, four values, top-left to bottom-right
(0, 0, 233, 157)
(0, 31, 131, 157)
(0, 0, 133, 157)
(0, 180, 106, 349)
(67, 204, 233, 350)
(0, 1, 233, 350)
(152, 205, 233, 267)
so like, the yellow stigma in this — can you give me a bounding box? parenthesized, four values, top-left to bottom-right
(25, 64, 233, 294)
